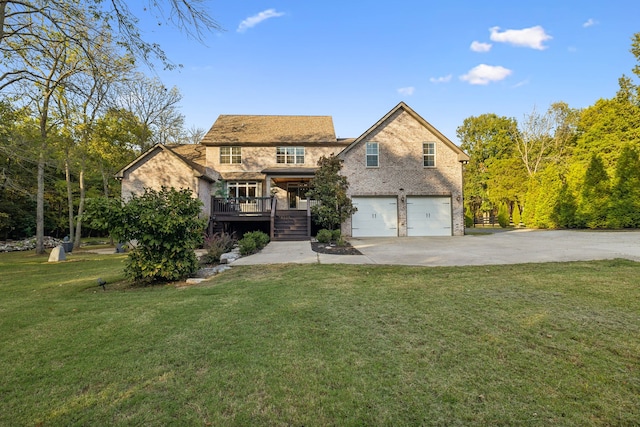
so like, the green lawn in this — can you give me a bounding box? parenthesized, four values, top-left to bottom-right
(0, 251, 638, 426)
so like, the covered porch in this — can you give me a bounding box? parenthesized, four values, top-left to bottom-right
(210, 168, 319, 240)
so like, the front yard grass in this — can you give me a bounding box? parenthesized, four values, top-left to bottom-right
(0, 251, 638, 426)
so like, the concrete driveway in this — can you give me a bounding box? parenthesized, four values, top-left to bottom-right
(232, 229, 640, 266)
(349, 229, 640, 266)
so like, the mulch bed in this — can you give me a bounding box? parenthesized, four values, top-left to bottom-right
(310, 240, 363, 255)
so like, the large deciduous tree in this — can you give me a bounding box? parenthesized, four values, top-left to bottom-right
(5, 9, 95, 253)
(115, 73, 185, 151)
(0, 0, 220, 251)
(513, 102, 579, 177)
(456, 114, 522, 218)
(0, 0, 221, 75)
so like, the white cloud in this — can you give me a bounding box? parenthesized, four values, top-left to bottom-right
(460, 64, 512, 85)
(237, 9, 285, 33)
(429, 74, 452, 84)
(583, 18, 598, 28)
(470, 41, 492, 52)
(489, 25, 552, 50)
(397, 87, 415, 96)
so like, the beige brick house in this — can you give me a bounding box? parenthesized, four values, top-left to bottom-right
(115, 144, 218, 216)
(117, 102, 469, 239)
(340, 102, 469, 237)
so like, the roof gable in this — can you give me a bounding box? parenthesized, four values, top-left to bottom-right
(201, 115, 339, 146)
(115, 144, 215, 181)
(339, 102, 470, 162)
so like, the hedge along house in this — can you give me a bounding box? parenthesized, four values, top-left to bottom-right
(117, 102, 469, 240)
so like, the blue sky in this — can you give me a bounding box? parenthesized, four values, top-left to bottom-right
(137, 1, 640, 144)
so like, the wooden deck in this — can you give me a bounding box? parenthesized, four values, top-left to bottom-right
(210, 196, 313, 240)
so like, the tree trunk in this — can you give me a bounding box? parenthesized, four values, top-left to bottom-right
(0, 1, 7, 45)
(35, 150, 45, 254)
(73, 167, 85, 249)
(100, 162, 110, 198)
(65, 153, 75, 242)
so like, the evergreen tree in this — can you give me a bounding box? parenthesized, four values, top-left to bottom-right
(307, 155, 356, 230)
(608, 145, 640, 228)
(578, 154, 610, 228)
(512, 203, 522, 227)
(552, 182, 578, 228)
(497, 203, 509, 228)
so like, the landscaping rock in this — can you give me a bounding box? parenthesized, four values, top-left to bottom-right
(48, 245, 66, 262)
(196, 264, 232, 278)
(0, 236, 64, 253)
(214, 265, 231, 274)
(220, 250, 240, 264)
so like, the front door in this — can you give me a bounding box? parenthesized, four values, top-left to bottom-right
(287, 182, 309, 209)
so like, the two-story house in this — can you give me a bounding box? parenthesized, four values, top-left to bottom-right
(116, 102, 469, 240)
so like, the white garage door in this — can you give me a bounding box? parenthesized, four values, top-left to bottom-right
(406, 196, 452, 236)
(351, 197, 398, 237)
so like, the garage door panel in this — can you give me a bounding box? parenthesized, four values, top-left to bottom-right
(352, 197, 397, 237)
(407, 197, 452, 236)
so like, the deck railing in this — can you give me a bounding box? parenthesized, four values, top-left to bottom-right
(212, 197, 273, 215)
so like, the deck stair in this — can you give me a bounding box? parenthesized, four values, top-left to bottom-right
(273, 210, 309, 241)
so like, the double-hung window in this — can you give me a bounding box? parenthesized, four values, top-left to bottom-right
(220, 146, 241, 164)
(277, 147, 305, 164)
(423, 142, 436, 167)
(366, 142, 379, 167)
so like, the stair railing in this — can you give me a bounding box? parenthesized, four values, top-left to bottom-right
(306, 199, 312, 238)
(270, 196, 277, 240)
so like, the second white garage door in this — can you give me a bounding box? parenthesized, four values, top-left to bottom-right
(406, 196, 452, 236)
(351, 197, 398, 237)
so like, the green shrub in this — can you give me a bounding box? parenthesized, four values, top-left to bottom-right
(464, 207, 474, 228)
(244, 230, 270, 249)
(316, 229, 332, 243)
(331, 229, 341, 241)
(237, 230, 270, 256)
(238, 236, 257, 255)
(201, 232, 236, 264)
(107, 187, 205, 284)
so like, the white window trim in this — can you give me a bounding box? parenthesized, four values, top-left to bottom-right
(366, 142, 379, 168)
(226, 181, 262, 199)
(220, 146, 242, 164)
(276, 146, 305, 164)
(423, 142, 436, 168)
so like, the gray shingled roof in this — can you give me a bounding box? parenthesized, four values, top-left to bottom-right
(201, 115, 340, 146)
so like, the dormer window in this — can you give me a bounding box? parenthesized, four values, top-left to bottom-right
(277, 147, 305, 164)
